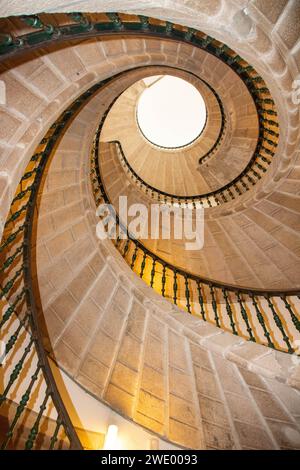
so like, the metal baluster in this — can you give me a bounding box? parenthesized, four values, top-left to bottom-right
(184, 275, 191, 313)
(161, 264, 166, 297)
(150, 258, 156, 288)
(281, 296, 300, 333)
(209, 284, 220, 327)
(236, 293, 255, 342)
(25, 390, 51, 449)
(0, 288, 26, 329)
(0, 339, 34, 406)
(173, 270, 178, 305)
(49, 419, 62, 450)
(140, 251, 147, 279)
(1, 365, 41, 449)
(106, 13, 123, 28)
(196, 281, 206, 320)
(130, 244, 138, 270)
(138, 15, 149, 29)
(0, 245, 23, 274)
(0, 268, 23, 300)
(266, 296, 294, 353)
(222, 289, 237, 335)
(250, 294, 275, 348)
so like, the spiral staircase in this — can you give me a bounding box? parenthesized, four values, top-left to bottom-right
(0, 2, 300, 450)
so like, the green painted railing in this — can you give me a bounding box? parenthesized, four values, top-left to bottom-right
(0, 11, 287, 449)
(91, 122, 300, 356)
(0, 72, 130, 450)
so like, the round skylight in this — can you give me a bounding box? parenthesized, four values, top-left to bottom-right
(137, 75, 207, 148)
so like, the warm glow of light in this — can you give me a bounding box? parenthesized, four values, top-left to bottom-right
(103, 424, 119, 450)
(137, 75, 206, 148)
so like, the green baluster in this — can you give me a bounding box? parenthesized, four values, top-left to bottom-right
(209, 284, 220, 327)
(123, 238, 130, 258)
(138, 15, 149, 29)
(11, 185, 33, 204)
(185, 28, 196, 41)
(21, 14, 43, 29)
(0, 268, 23, 300)
(1, 365, 41, 449)
(0, 33, 13, 46)
(161, 264, 166, 297)
(257, 87, 269, 94)
(266, 296, 293, 353)
(255, 161, 266, 172)
(214, 195, 220, 205)
(234, 183, 242, 195)
(250, 294, 275, 348)
(184, 275, 191, 313)
(68, 12, 90, 28)
(251, 168, 261, 179)
(0, 339, 34, 407)
(49, 419, 62, 450)
(281, 296, 300, 333)
(130, 244, 138, 269)
(140, 252, 147, 279)
(0, 245, 23, 274)
(0, 289, 26, 329)
(246, 173, 255, 185)
(106, 13, 123, 28)
(257, 153, 271, 164)
(240, 179, 249, 191)
(236, 292, 255, 342)
(259, 117, 279, 127)
(228, 188, 235, 200)
(222, 289, 237, 335)
(165, 21, 173, 34)
(221, 192, 227, 203)
(25, 391, 50, 449)
(260, 144, 274, 155)
(173, 270, 178, 305)
(201, 35, 213, 47)
(196, 281, 206, 320)
(4, 315, 28, 357)
(4, 205, 27, 227)
(150, 258, 156, 288)
(264, 128, 279, 138)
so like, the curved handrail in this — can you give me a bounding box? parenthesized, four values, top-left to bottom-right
(92, 122, 300, 356)
(0, 13, 279, 207)
(0, 70, 137, 450)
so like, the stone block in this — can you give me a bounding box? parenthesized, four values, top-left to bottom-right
(110, 361, 139, 396)
(118, 333, 142, 371)
(199, 396, 229, 429)
(53, 340, 80, 376)
(75, 297, 101, 335)
(202, 421, 234, 450)
(100, 302, 126, 340)
(234, 420, 275, 449)
(250, 387, 291, 422)
(125, 300, 146, 339)
(140, 365, 165, 400)
(169, 418, 202, 449)
(105, 383, 134, 418)
(169, 394, 197, 427)
(169, 366, 194, 401)
(90, 268, 116, 308)
(144, 335, 164, 371)
(136, 390, 165, 424)
(252, 0, 288, 23)
(50, 290, 78, 324)
(134, 411, 164, 436)
(79, 354, 109, 389)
